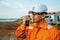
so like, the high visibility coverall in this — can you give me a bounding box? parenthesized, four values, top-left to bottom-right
(16, 21, 60, 40)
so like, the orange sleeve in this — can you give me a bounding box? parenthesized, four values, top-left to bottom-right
(15, 24, 26, 37)
(49, 26, 60, 40)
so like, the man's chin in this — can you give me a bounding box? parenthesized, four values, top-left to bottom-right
(33, 20, 42, 23)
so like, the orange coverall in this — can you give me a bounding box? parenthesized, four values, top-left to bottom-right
(16, 21, 60, 40)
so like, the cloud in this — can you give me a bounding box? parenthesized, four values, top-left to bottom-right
(0, 1, 11, 7)
(0, 0, 25, 9)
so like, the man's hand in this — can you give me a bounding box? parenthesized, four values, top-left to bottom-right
(23, 16, 30, 24)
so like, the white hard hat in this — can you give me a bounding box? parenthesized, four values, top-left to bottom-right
(32, 3, 48, 13)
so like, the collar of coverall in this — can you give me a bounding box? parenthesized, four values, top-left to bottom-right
(33, 21, 48, 29)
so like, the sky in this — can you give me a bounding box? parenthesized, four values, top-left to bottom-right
(0, 0, 60, 18)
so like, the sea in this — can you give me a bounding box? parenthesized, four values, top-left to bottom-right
(0, 18, 19, 22)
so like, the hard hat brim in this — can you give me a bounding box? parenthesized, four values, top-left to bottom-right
(28, 11, 47, 15)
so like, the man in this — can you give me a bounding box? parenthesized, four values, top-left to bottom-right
(16, 4, 60, 40)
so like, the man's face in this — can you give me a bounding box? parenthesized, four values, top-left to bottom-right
(33, 13, 42, 23)
(33, 13, 46, 23)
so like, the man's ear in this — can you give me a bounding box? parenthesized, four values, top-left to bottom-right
(42, 14, 46, 18)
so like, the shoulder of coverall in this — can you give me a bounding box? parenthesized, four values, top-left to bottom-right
(39, 21, 54, 30)
(43, 21, 56, 30)
(47, 24, 58, 30)
(42, 21, 56, 30)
